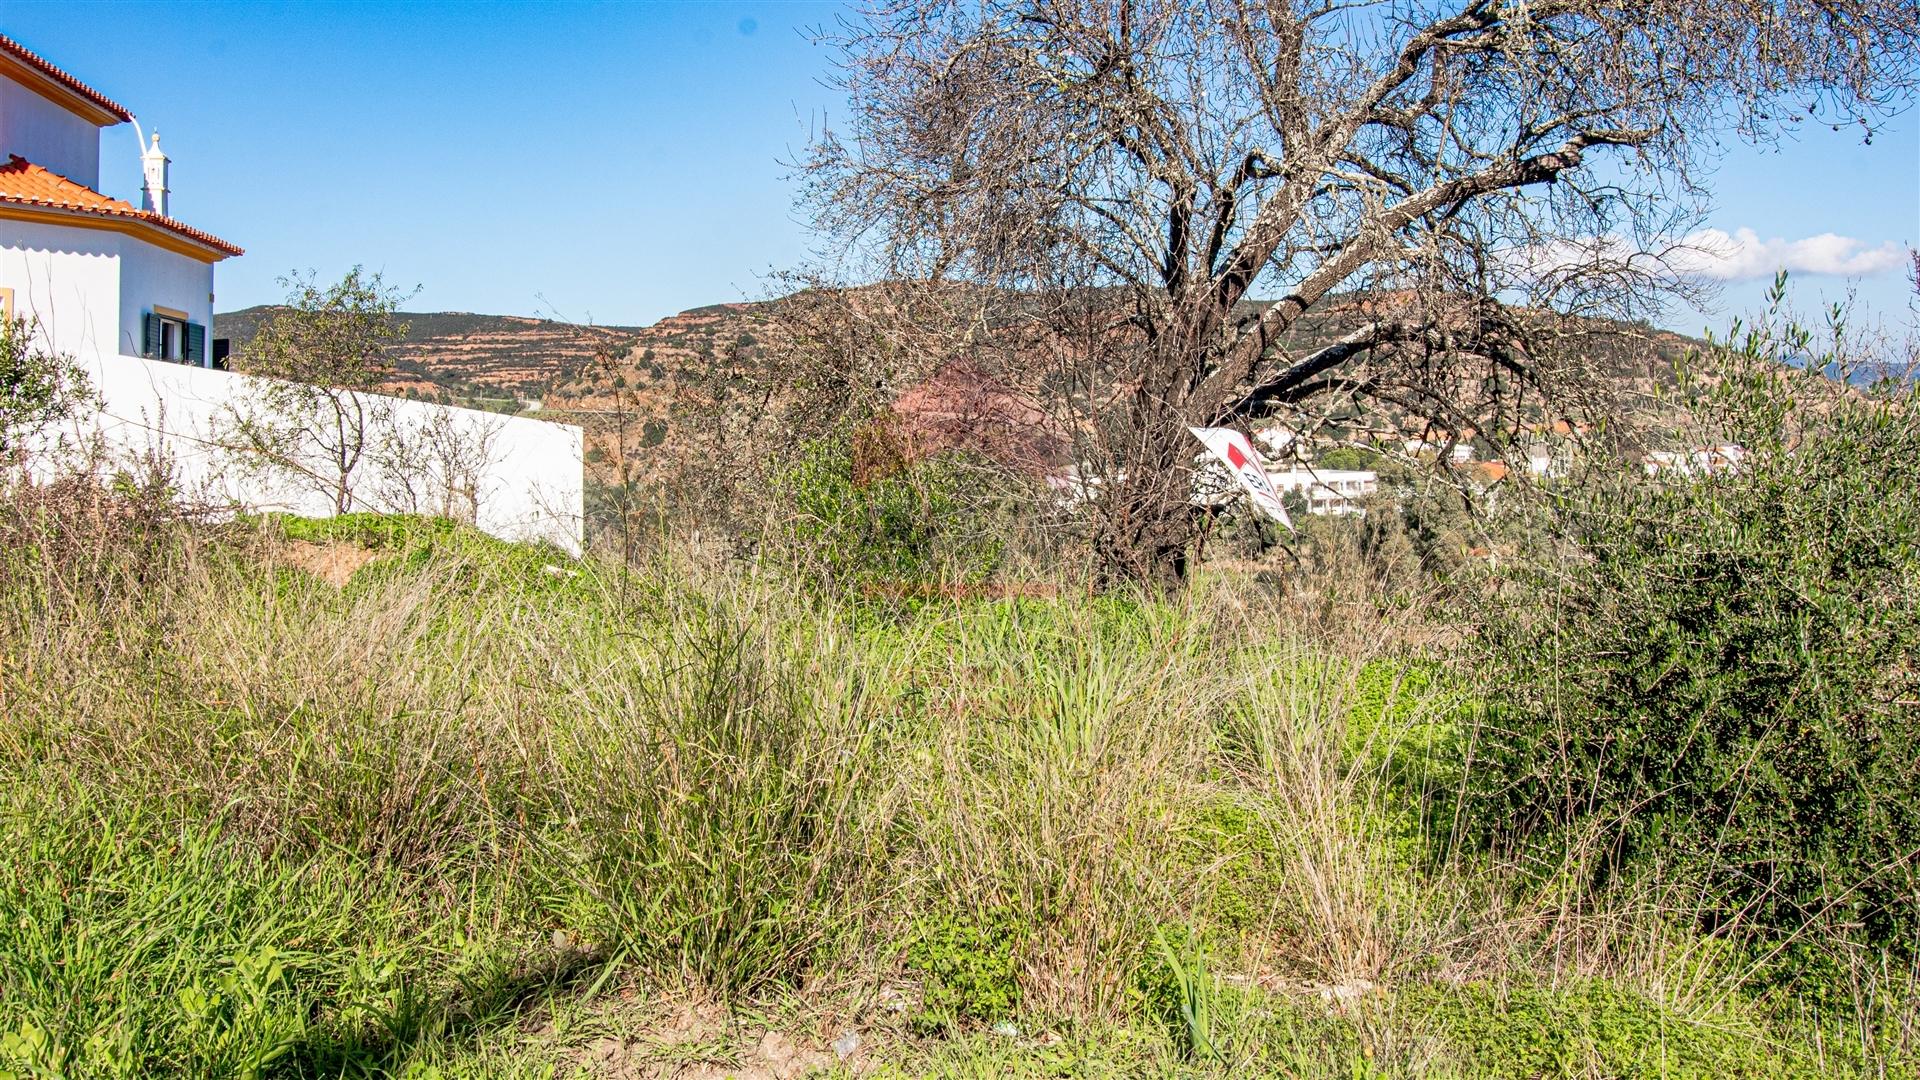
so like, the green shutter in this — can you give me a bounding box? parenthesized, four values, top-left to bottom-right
(185, 321, 206, 366)
(142, 312, 161, 357)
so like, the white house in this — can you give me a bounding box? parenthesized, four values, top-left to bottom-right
(1403, 438, 1470, 464)
(0, 33, 235, 365)
(1253, 425, 1298, 455)
(0, 35, 585, 552)
(1644, 444, 1747, 477)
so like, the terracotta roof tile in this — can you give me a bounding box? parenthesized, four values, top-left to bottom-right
(0, 156, 242, 257)
(1467, 460, 1510, 485)
(0, 34, 132, 123)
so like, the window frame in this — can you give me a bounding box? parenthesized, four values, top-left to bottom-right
(152, 306, 189, 362)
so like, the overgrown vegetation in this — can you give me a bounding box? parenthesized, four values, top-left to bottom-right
(1, 471, 1909, 1074)
(1472, 300, 1920, 1007)
(765, 428, 1009, 592)
(3, 263, 1916, 1075)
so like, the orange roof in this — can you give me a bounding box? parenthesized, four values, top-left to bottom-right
(0, 156, 242, 258)
(0, 34, 132, 124)
(1467, 461, 1510, 485)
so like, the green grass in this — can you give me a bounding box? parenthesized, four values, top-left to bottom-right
(0, 506, 1903, 1077)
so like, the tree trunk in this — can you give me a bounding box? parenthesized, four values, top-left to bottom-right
(1090, 387, 1200, 592)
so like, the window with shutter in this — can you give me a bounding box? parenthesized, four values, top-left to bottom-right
(145, 310, 190, 361)
(185, 322, 206, 366)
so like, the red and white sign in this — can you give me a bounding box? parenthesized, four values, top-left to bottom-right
(1189, 426, 1294, 530)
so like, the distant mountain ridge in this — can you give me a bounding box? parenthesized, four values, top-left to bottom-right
(215, 307, 649, 408)
(221, 294, 1708, 490)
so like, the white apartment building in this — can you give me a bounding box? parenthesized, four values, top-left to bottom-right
(1268, 465, 1378, 516)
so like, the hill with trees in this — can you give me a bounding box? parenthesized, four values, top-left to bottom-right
(230, 290, 1707, 506)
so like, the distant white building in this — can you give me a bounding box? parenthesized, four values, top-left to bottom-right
(1253, 425, 1298, 455)
(1404, 437, 1473, 464)
(1405, 425, 1477, 464)
(1268, 465, 1377, 516)
(0, 35, 585, 551)
(1644, 445, 1746, 477)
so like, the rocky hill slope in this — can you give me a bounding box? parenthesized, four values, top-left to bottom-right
(221, 294, 1702, 489)
(215, 307, 650, 410)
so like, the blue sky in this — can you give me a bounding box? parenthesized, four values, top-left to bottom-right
(5, 1, 1916, 334)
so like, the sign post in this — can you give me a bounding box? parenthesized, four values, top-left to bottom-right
(1188, 426, 1294, 531)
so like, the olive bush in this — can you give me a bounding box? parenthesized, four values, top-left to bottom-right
(1472, 296, 1920, 981)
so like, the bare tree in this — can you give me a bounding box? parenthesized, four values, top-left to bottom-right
(221, 268, 416, 514)
(371, 407, 507, 523)
(803, 0, 1919, 586)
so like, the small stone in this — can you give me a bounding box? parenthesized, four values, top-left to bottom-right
(991, 1020, 1020, 1038)
(1315, 978, 1376, 1004)
(831, 1029, 861, 1061)
(758, 1030, 797, 1065)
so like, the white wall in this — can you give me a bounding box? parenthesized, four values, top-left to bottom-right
(0, 78, 102, 187)
(11, 221, 583, 553)
(0, 218, 121, 362)
(116, 234, 214, 361)
(48, 351, 585, 553)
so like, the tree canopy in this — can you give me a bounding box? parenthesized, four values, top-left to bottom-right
(802, 0, 1920, 584)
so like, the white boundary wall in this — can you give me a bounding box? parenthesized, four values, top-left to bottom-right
(49, 351, 585, 553)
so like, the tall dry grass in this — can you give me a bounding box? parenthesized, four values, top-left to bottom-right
(0, 484, 1884, 1075)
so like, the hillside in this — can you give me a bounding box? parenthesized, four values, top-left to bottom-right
(222, 293, 1703, 486)
(216, 307, 649, 411)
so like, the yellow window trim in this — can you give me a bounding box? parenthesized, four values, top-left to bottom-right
(152, 305, 189, 320)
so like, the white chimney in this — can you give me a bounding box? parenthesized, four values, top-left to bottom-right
(140, 131, 169, 218)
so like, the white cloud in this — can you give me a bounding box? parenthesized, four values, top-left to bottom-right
(1671, 228, 1907, 282)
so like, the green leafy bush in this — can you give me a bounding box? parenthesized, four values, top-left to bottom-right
(769, 429, 1004, 590)
(1403, 979, 1806, 1078)
(903, 910, 1025, 1029)
(0, 316, 90, 455)
(1316, 445, 1382, 471)
(1473, 298, 1920, 976)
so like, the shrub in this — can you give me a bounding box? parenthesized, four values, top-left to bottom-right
(767, 426, 1005, 590)
(0, 315, 90, 456)
(1316, 445, 1382, 471)
(1472, 297, 1920, 979)
(1402, 979, 1802, 1079)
